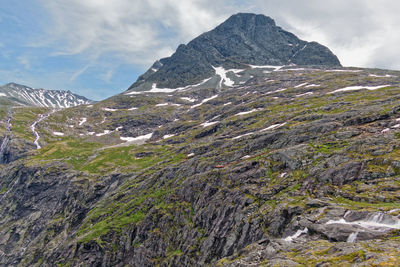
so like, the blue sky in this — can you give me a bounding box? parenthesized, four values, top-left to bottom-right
(1, 0, 399, 100)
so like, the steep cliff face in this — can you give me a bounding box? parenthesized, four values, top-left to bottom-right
(128, 13, 340, 91)
(1, 65, 400, 266)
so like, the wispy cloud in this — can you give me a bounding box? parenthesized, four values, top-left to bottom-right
(17, 56, 31, 70)
(38, 0, 400, 70)
(70, 65, 91, 82)
(39, 0, 229, 66)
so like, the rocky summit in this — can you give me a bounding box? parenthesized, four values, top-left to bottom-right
(128, 13, 340, 92)
(1, 13, 400, 267)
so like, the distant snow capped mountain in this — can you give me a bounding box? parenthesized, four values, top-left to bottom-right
(0, 83, 94, 108)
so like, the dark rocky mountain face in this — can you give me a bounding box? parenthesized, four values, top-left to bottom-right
(129, 13, 341, 91)
(0, 83, 94, 108)
(1, 65, 400, 266)
(1, 13, 400, 267)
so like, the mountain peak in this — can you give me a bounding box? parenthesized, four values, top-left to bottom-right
(0, 82, 94, 108)
(128, 13, 341, 91)
(218, 13, 276, 28)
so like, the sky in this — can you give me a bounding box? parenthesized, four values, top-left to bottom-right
(0, 0, 399, 100)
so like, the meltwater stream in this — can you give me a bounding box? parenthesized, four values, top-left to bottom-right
(326, 212, 400, 231)
(30, 111, 55, 149)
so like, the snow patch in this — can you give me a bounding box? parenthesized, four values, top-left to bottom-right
(326, 69, 362, 73)
(369, 74, 394, 78)
(180, 97, 196, 102)
(0, 93, 6, 97)
(102, 108, 117, 112)
(235, 109, 260, 116)
(328, 85, 391, 94)
(163, 134, 175, 139)
(96, 130, 112, 137)
(156, 103, 169, 107)
(128, 107, 138, 110)
(265, 88, 287, 95)
(213, 66, 234, 87)
(120, 133, 153, 143)
(125, 78, 211, 95)
(249, 65, 283, 71)
(305, 84, 320, 88)
(295, 92, 314, 97)
(191, 95, 218, 109)
(294, 82, 308, 88)
(232, 132, 255, 140)
(201, 121, 219, 128)
(53, 132, 64, 136)
(79, 118, 87, 126)
(260, 122, 287, 132)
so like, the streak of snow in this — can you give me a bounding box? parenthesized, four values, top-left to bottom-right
(265, 88, 287, 95)
(249, 65, 283, 71)
(328, 85, 391, 94)
(163, 134, 175, 139)
(180, 97, 196, 102)
(326, 69, 362, 73)
(305, 84, 320, 88)
(232, 132, 255, 140)
(294, 82, 308, 88)
(156, 103, 169, 107)
(235, 109, 260, 116)
(79, 118, 87, 126)
(260, 122, 287, 132)
(191, 95, 218, 109)
(125, 78, 211, 95)
(128, 107, 138, 110)
(0, 93, 6, 97)
(369, 74, 394, 78)
(53, 132, 64, 136)
(201, 121, 219, 128)
(120, 133, 153, 143)
(187, 153, 195, 157)
(295, 92, 314, 97)
(102, 108, 117, 111)
(96, 130, 112, 137)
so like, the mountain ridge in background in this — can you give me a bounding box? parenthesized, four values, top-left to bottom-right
(0, 82, 94, 108)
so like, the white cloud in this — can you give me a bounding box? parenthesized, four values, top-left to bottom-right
(35, 0, 400, 73)
(39, 0, 228, 67)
